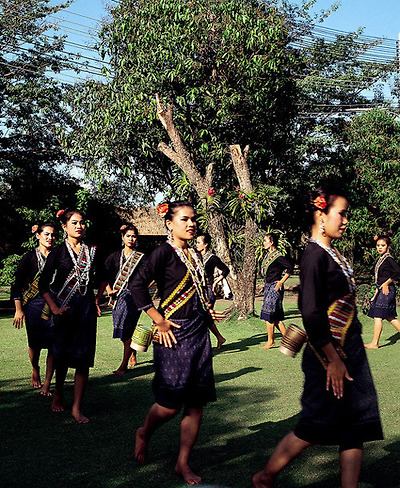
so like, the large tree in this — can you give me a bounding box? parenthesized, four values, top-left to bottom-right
(65, 0, 300, 315)
(0, 0, 78, 256)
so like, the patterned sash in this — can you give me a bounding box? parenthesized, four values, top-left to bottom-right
(160, 241, 209, 319)
(22, 248, 46, 306)
(57, 242, 95, 306)
(308, 239, 357, 369)
(160, 268, 196, 319)
(109, 251, 144, 309)
(261, 249, 282, 277)
(374, 252, 391, 285)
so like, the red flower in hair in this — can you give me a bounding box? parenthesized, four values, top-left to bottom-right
(157, 203, 169, 217)
(313, 196, 327, 210)
(120, 225, 127, 231)
(31, 225, 38, 234)
(56, 209, 65, 218)
(373, 235, 379, 241)
(207, 188, 215, 197)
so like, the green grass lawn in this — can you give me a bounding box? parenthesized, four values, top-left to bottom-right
(1, 299, 400, 488)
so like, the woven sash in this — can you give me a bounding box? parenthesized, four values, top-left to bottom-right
(261, 249, 282, 277)
(109, 251, 144, 309)
(160, 269, 196, 319)
(23, 271, 40, 306)
(374, 252, 391, 285)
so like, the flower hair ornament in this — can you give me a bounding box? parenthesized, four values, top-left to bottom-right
(31, 225, 39, 234)
(313, 196, 327, 210)
(56, 209, 65, 218)
(373, 235, 379, 241)
(157, 202, 169, 218)
(120, 224, 127, 231)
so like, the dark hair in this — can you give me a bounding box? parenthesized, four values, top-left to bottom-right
(37, 222, 56, 234)
(197, 232, 212, 247)
(266, 233, 279, 248)
(164, 200, 194, 223)
(120, 223, 138, 237)
(58, 209, 85, 225)
(304, 185, 348, 227)
(376, 234, 391, 247)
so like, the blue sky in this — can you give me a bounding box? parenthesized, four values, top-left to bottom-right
(64, 0, 400, 40)
(51, 0, 399, 87)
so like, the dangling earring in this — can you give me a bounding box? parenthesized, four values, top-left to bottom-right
(319, 218, 325, 236)
(63, 229, 67, 239)
(167, 228, 172, 241)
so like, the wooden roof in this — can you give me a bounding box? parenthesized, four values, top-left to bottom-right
(116, 206, 166, 236)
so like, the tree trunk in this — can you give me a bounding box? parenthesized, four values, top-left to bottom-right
(156, 95, 258, 316)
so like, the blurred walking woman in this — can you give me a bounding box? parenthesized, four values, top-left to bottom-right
(96, 223, 144, 374)
(132, 201, 223, 485)
(253, 187, 382, 488)
(39, 209, 98, 423)
(260, 233, 293, 349)
(365, 234, 400, 349)
(12, 223, 56, 395)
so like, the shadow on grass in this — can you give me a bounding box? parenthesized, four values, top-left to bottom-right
(378, 332, 400, 348)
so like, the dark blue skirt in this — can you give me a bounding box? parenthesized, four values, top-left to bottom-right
(260, 282, 284, 322)
(295, 321, 383, 447)
(112, 289, 140, 340)
(24, 296, 54, 351)
(152, 310, 216, 410)
(52, 293, 97, 368)
(367, 286, 397, 319)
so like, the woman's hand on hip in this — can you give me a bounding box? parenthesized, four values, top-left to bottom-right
(326, 358, 353, 399)
(155, 318, 180, 348)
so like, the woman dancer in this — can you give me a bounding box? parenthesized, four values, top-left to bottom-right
(39, 209, 98, 423)
(259, 233, 293, 349)
(96, 223, 144, 374)
(132, 201, 224, 485)
(253, 186, 383, 488)
(195, 232, 228, 349)
(12, 223, 56, 395)
(365, 234, 400, 349)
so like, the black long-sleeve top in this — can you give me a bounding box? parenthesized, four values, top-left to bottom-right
(38, 242, 97, 297)
(204, 254, 229, 286)
(11, 250, 42, 300)
(264, 255, 294, 284)
(299, 242, 353, 349)
(375, 256, 400, 286)
(129, 242, 203, 320)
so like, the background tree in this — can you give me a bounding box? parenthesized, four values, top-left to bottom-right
(65, 0, 300, 315)
(0, 0, 78, 257)
(344, 108, 400, 271)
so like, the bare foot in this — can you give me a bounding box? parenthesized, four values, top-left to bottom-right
(51, 392, 64, 412)
(72, 407, 89, 424)
(31, 373, 42, 389)
(135, 427, 147, 464)
(174, 464, 202, 485)
(40, 388, 52, 397)
(253, 470, 274, 488)
(364, 343, 379, 349)
(128, 353, 137, 367)
(260, 341, 275, 350)
(113, 368, 127, 375)
(213, 336, 226, 350)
